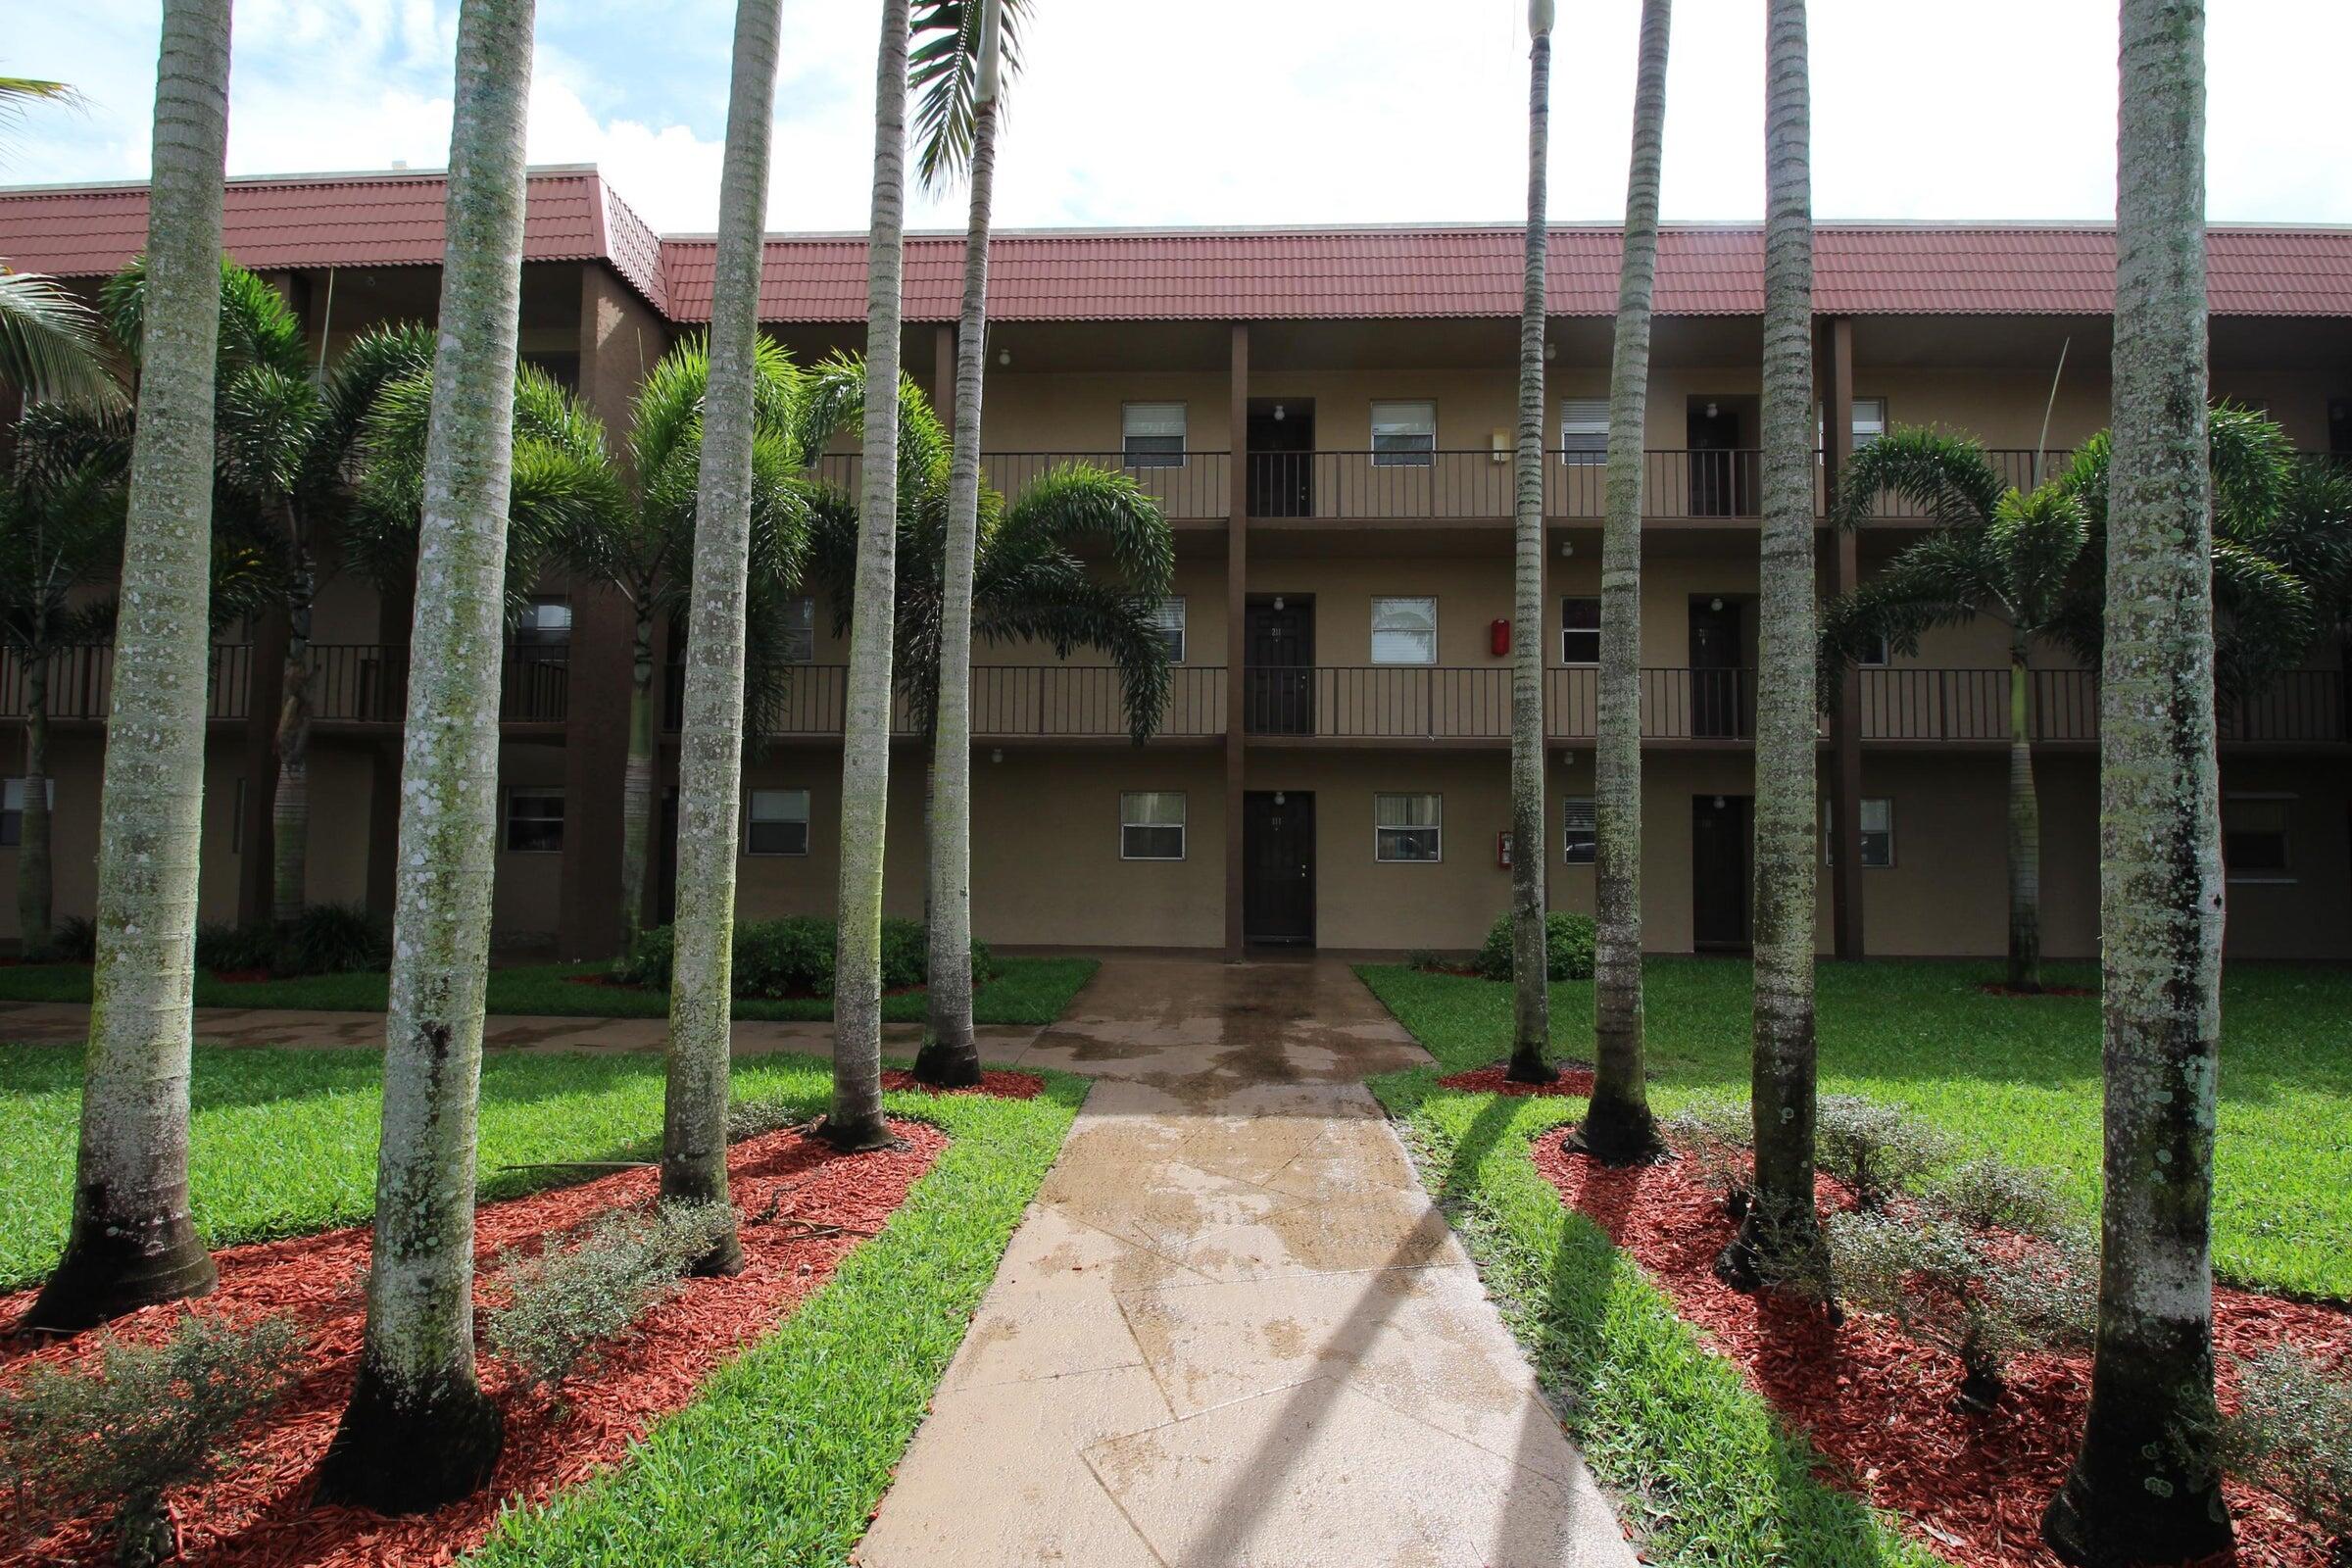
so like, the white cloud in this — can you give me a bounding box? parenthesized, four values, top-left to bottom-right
(5, 0, 2347, 232)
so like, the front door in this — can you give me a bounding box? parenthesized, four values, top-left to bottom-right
(1245, 595, 1315, 735)
(1691, 794, 1752, 951)
(1245, 791, 1316, 945)
(1687, 400, 1751, 516)
(1689, 597, 1745, 738)
(1248, 398, 1315, 517)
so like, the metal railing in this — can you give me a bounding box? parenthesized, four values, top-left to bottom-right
(1856, 666, 2348, 745)
(0, 643, 252, 722)
(665, 662, 1229, 740)
(1238, 666, 1756, 741)
(301, 644, 571, 725)
(808, 451, 1234, 522)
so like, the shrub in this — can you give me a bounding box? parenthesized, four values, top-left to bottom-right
(1828, 1209, 2093, 1409)
(194, 920, 277, 975)
(485, 1200, 736, 1395)
(1472, 910, 1596, 983)
(2225, 1344, 2352, 1555)
(0, 1312, 302, 1567)
(277, 903, 390, 976)
(612, 916, 994, 1000)
(1663, 1100, 1755, 1205)
(1928, 1154, 2073, 1237)
(727, 1096, 808, 1144)
(30, 916, 96, 963)
(1814, 1094, 1952, 1209)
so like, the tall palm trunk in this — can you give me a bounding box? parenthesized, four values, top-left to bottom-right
(24, 0, 231, 1334)
(314, 0, 534, 1508)
(19, 648, 52, 953)
(826, 0, 914, 1151)
(617, 602, 657, 944)
(662, 0, 785, 1277)
(1579, 0, 1672, 1160)
(1721, 0, 1822, 1289)
(914, 0, 1004, 1091)
(270, 528, 314, 923)
(1505, 0, 1557, 1086)
(2006, 638, 2042, 992)
(2043, 1, 2232, 1559)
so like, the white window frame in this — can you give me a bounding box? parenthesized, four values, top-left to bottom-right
(1120, 791, 1187, 861)
(1562, 797, 1596, 863)
(1559, 398, 1610, 466)
(745, 787, 811, 857)
(1822, 796, 1895, 868)
(1374, 792, 1444, 862)
(1857, 629, 1890, 667)
(1560, 597, 1600, 664)
(515, 595, 571, 647)
(2223, 793, 2294, 884)
(1852, 396, 1888, 448)
(779, 597, 816, 664)
(1122, 402, 1188, 469)
(0, 777, 55, 849)
(1370, 400, 1437, 468)
(503, 787, 565, 855)
(1152, 597, 1187, 663)
(1370, 596, 1438, 666)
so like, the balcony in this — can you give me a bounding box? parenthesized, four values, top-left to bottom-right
(1245, 667, 1756, 742)
(0, 643, 572, 726)
(0, 643, 253, 722)
(1858, 667, 2348, 746)
(662, 662, 1229, 741)
(808, 451, 1234, 523)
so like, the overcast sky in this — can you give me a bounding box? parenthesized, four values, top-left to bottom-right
(7, 0, 2347, 235)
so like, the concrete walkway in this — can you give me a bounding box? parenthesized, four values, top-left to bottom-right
(856, 956, 1634, 1568)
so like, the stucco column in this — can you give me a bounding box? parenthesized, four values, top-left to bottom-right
(235, 608, 287, 925)
(1820, 314, 1864, 958)
(558, 585, 635, 958)
(934, 323, 956, 434)
(364, 568, 416, 921)
(1224, 322, 1250, 954)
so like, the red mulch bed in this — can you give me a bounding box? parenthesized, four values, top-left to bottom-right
(1438, 1062, 1596, 1098)
(1977, 982, 2099, 999)
(880, 1067, 1046, 1100)
(0, 1119, 944, 1568)
(1531, 1130, 2346, 1567)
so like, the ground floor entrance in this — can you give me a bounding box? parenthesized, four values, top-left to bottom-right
(1691, 792, 1753, 951)
(1243, 789, 1316, 945)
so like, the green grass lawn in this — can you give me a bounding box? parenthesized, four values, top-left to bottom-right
(1359, 956, 2352, 1300)
(0, 1041, 1085, 1564)
(0, 955, 1099, 1027)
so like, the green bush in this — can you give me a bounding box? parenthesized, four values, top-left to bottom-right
(612, 916, 996, 1000)
(1471, 910, 1596, 983)
(485, 1201, 736, 1395)
(1815, 1094, 1953, 1210)
(0, 1312, 302, 1567)
(29, 916, 95, 964)
(277, 903, 390, 976)
(1928, 1154, 2072, 1237)
(1663, 1099, 1755, 1202)
(2224, 1344, 2352, 1554)
(194, 921, 279, 975)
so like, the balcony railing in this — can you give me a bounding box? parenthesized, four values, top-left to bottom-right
(302, 644, 571, 724)
(664, 662, 1229, 740)
(808, 451, 1234, 522)
(1241, 666, 1756, 741)
(1857, 666, 2348, 745)
(0, 643, 252, 722)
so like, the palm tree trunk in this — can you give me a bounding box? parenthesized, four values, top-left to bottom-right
(24, 0, 231, 1335)
(1505, 0, 1557, 1086)
(826, 0, 914, 1152)
(1578, 0, 1672, 1161)
(617, 602, 657, 947)
(2006, 642, 2042, 993)
(314, 0, 534, 1508)
(270, 539, 314, 925)
(1720, 0, 1822, 1291)
(661, 0, 785, 1277)
(915, 0, 1004, 1091)
(19, 650, 53, 955)
(2042, 2, 2233, 1560)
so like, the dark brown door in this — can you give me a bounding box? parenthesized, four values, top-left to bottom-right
(1245, 791, 1316, 945)
(1691, 794, 1752, 950)
(1687, 401, 1750, 515)
(1248, 399, 1315, 517)
(1246, 596, 1314, 735)
(1689, 598, 1745, 738)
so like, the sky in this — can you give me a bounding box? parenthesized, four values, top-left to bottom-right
(6, 0, 2349, 236)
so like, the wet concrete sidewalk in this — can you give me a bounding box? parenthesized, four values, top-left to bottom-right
(855, 956, 1635, 1568)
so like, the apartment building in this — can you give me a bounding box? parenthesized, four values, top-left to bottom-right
(3, 167, 2348, 960)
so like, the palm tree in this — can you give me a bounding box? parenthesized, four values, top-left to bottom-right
(909, 0, 1010, 1087)
(0, 79, 123, 409)
(1505, 0, 1557, 1086)
(2043, 0, 2234, 1557)
(1719, 0, 1822, 1292)
(315, 0, 537, 1510)
(22, 0, 233, 1336)
(1574, 0, 1673, 1161)
(662, 0, 790, 1279)
(827, 0, 916, 1152)
(0, 407, 127, 956)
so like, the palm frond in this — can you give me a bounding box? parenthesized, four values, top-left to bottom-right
(0, 270, 123, 405)
(909, 0, 1032, 192)
(1831, 426, 2005, 531)
(2210, 538, 2316, 713)
(1984, 481, 2090, 627)
(995, 463, 1176, 598)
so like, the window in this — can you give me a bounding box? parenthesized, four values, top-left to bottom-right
(1561, 597, 1600, 664)
(1152, 597, 1187, 662)
(515, 597, 571, 648)
(1375, 793, 1443, 861)
(1859, 797, 1893, 868)
(1370, 596, 1437, 665)
(1370, 400, 1436, 467)
(1852, 397, 1888, 448)
(1559, 398, 1609, 466)
(504, 789, 564, 854)
(746, 788, 810, 856)
(1120, 791, 1186, 860)
(779, 596, 815, 664)
(1858, 630, 1890, 666)
(0, 778, 52, 849)
(2223, 796, 2291, 880)
(1562, 797, 1595, 863)
(1123, 403, 1187, 468)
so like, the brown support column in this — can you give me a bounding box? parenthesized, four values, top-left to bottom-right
(1821, 315, 1865, 959)
(934, 323, 957, 433)
(557, 587, 635, 959)
(1224, 323, 1250, 954)
(236, 611, 287, 926)
(363, 571, 415, 921)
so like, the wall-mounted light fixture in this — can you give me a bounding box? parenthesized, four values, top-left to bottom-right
(1709, 596, 1725, 612)
(1273, 791, 1287, 806)
(997, 347, 1010, 367)
(1272, 595, 1286, 612)
(1544, 341, 1557, 362)
(1704, 401, 1720, 418)
(1273, 403, 1286, 421)
(1558, 537, 1574, 558)
(990, 748, 1004, 763)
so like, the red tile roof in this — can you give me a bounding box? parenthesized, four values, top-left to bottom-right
(6, 168, 2350, 324)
